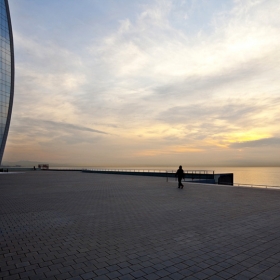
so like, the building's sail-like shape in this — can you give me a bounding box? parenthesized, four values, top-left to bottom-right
(0, 0, 14, 164)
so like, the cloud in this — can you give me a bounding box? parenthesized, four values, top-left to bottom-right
(5, 0, 280, 166)
(79, 0, 280, 131)
(156, 97, 275, 128)
(230, 137, 280, 148)
(8, 118, 108, 148)
(38, 120, 108, 135)
(11, 118, 107, 136)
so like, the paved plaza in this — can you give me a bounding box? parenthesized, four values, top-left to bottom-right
(0, 171, 280, 280)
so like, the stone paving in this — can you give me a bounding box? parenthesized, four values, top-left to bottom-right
(0, 171, 280, 280)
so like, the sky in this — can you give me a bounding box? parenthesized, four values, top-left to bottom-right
(3, 0, 280, 167)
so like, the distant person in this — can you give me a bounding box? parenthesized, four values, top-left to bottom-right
(175, 165, 185, 189)
(33, 166, 36, 171)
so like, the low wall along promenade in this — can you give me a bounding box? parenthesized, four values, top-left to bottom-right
(82, 169, 234, 185)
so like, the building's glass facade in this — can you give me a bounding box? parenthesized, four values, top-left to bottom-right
(0, 0, 14, 165)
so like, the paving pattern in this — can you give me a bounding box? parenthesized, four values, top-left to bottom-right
(0, 171, 280, 280)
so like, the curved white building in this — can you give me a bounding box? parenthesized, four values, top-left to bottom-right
(0, 0, 14, 165)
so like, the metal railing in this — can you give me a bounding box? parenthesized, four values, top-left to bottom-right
(183, 170, 214, 174)
(81, 169, 217, 182)
(84, 169, 215, 174)
(86, 168, 167, 173)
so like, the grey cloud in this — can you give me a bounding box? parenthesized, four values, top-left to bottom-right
(47, 134, 102, 145)
(13, 118, 108, 136)
(9, 118, 108, 148)
(41, 120, 108, 135)
(230, 137, 280, 148)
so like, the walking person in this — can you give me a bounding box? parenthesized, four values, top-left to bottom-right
(175, 165, 185, 189)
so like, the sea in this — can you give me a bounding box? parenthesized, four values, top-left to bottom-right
(55, 166, 280, 187)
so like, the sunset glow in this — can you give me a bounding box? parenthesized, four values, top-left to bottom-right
(3, 0, 280, 167)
